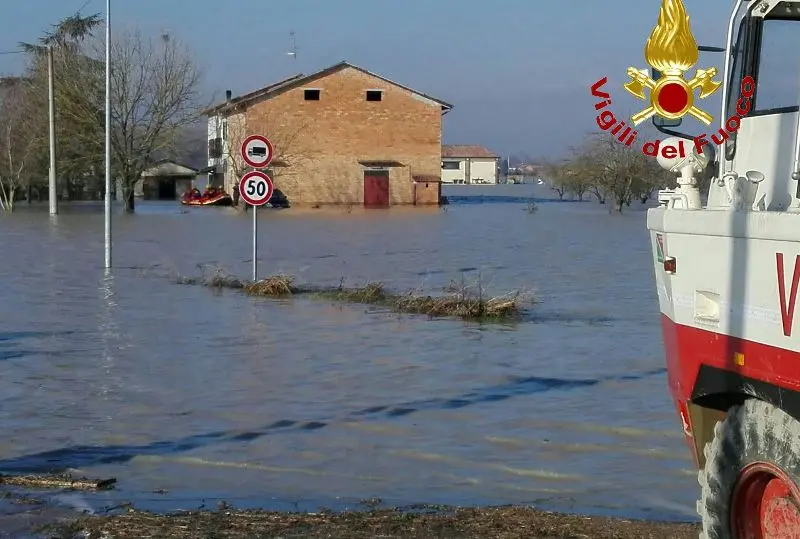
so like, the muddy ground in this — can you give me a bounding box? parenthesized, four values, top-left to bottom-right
(28, 504, 702, 539)
(0, 476, 702, 538)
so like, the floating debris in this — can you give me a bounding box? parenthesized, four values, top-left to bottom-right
(0, 473, 116, 491)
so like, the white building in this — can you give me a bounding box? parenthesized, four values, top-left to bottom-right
(206, 105, 230, 189)
(441, 145, 500, 184)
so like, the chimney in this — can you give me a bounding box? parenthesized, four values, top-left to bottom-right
(225, 90, 232, 103)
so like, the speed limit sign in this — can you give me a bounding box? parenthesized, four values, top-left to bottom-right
(239, 170, 273, 206)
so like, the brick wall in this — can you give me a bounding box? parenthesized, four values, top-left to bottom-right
(241, 66, 444, 206)
(413, 181, 441, 205)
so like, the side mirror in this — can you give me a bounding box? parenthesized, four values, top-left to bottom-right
(650, 67, 683, 128)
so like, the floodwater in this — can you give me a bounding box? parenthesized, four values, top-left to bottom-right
(0, 184, 698, 523)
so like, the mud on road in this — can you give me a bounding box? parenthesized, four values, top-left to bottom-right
(43, 505, 701, 539)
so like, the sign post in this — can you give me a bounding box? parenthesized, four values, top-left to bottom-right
(239, 134, 274, 281)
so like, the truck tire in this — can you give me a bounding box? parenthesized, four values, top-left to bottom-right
(698, 398, 800, 538)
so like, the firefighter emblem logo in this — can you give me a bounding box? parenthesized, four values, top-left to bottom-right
(624, 0, 721, 126)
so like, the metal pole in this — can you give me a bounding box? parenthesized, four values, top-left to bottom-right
(104, 0, 112, 269)
(47, 45, 57, 215)
(252, 205, 258, 281)
(718, 0, 743, 180)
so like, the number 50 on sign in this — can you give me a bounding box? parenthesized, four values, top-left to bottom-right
(239, 170, 273, 206)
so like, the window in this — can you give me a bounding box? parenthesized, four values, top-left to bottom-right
(752, 18, 800, 115)
(304, 89, 320, 101)
(208, 137, 222, 159)
(723, 12, 765, 160)
(723, 17, 750, 161)
(366, 90, 383, 102)
(725, 20, 748, 121)
(441, 161, 460, 170)
(222, 119, 228, 141)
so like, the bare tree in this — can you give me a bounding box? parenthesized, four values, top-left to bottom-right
(565, 133, 667, 212)
(0, 80, 44, 211)
(590, 135, 641, 212)
(542, 160, 570, 200)
(563, 149, 600, 203)
(103, 29, 204, 212)
(566, 172, 591, 202)
(172, 123, 207, 167)
(21, 13, 106, 200)
(15, 14, 205, 208)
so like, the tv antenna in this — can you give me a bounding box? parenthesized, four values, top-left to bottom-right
(287, 30, 298, 61)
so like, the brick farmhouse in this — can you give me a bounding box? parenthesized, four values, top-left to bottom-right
(203, 62, 453, 207)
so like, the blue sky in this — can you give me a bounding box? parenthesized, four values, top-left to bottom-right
(0, 0, 732, 160)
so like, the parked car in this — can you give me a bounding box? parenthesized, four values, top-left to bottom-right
(267, 188, 290, 208)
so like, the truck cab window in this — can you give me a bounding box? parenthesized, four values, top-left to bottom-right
(726, 22, 747, 121)
(724, 19, 748, 161)
(752, 18, 800, 115)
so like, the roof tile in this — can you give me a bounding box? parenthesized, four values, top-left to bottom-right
(442, 145, 498, 158)
(203, 61, 452, 116)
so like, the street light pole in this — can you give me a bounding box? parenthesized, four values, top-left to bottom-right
(47, 45, 57, 215)
(104, 0, 112, 270)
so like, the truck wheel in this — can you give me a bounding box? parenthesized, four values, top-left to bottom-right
(698, 398, 800, 538)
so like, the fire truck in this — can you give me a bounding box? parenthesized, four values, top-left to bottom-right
(647, 1, 800, 537)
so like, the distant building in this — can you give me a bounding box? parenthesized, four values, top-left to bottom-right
(119, 160, 205, 201)
(202, 61, 453, 207)
(441, 145, 500, 184)
(506, 163, 545, 184)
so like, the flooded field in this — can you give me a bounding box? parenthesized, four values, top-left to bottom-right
(0, 184, 698, 524)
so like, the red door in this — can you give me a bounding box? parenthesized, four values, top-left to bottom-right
(363, 171, 390, 207)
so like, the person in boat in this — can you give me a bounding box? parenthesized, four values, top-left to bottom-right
(189, 187, 201, 199)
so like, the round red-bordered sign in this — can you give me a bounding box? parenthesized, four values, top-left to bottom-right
(241, 134, 274, 169)
(239, 170, 273, 206)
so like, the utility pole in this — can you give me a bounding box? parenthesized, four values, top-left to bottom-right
(104, 0, 112, 269)
(47, 45, 57, 215)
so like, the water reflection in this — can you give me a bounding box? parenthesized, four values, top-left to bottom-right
(98, 271, 121, 410)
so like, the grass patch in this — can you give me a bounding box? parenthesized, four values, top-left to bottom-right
(175, 267, 530, 322)
(308, 280, 523, 319)
(251, 277, 527, 321)
(205, 268, 245, 289)
(311, 281, 390, 304)
(243, 274, 297, 296)
(174, 265, 244, 289)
